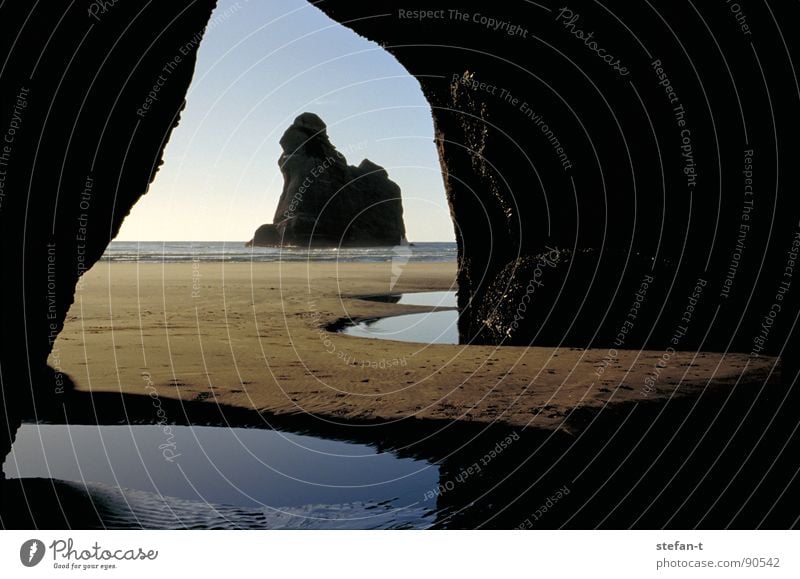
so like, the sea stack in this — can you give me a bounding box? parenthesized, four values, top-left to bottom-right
(247, 112, 406, 247)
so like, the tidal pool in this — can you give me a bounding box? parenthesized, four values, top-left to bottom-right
(343, 291, 459, 345)
(3, 423, 439, 529)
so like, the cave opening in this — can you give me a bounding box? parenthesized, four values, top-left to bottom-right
(3, 0, 800, 531)
(36, 0, 466, 432)
(114, 0, 454, 251)
(3, 0, 462, 529)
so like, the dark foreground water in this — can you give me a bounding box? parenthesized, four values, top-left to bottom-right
(4, 424, 438, 529)
(342, 291, 459, 344)
(3, 389, 795, 529)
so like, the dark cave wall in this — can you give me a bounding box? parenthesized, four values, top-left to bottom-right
(0, 0, 797, 530)
(313, 1, 800, 356)
(0, 0, 218, 472)
(1, 0, 799, 470)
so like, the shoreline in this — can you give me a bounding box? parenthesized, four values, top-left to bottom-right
(50, 261, 779, 434)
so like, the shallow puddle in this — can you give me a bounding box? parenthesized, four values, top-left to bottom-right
(4, 423, 439, 529)
(344, 291, 459, 344)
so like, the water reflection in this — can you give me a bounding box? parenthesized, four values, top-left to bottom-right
(344, 291, 459, 344)
(4, 424, 438, 529)
(3, 355, 790, 529)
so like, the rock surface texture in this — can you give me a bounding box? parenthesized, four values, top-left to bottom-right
(0, 0, 218, 481)
(248, 113, 406, 247)
(309, 2, 800, 359)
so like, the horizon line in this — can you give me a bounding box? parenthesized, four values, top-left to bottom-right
(110, 239, 457, 243)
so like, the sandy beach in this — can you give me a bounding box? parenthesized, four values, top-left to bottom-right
(50, 261, 778, 433)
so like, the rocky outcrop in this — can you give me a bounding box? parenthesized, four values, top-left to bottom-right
(248, 112, 406, 247)
(245, 224, 280, 247)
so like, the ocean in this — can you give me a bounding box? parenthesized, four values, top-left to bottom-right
(101, 241, 457, 263)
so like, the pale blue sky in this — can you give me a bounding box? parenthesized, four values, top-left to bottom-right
(117, 0, 454, 242)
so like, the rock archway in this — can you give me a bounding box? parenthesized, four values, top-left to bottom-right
(2, 0, 799, 514)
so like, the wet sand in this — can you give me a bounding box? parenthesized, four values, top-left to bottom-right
(50, 261, 778, 433)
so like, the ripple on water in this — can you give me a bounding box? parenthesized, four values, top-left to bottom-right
(3, 424, 439, 529)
